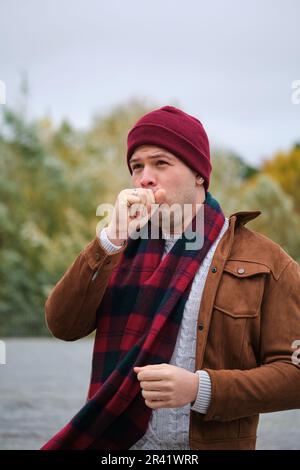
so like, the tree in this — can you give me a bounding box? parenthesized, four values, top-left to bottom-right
(238, 174, 300, 263)
(261, 144, 300, 215)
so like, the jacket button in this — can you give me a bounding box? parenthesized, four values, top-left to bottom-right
(211, 266, 217, 273)
(198, 323, 204, 331)
(95, 252, 101, 261)
(237, 267, 245, 274)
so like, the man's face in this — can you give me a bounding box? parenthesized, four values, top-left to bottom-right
(129, 145, 201, 207)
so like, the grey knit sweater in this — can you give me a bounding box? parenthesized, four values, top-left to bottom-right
(99, 218, 229, 450)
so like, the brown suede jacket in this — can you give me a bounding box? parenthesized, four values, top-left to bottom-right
(45, 211, 300, 450)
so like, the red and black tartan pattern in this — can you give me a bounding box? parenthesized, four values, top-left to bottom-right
(41, 192, 225, 450)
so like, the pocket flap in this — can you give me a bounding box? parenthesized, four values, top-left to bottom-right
(223, 260, 270, 278)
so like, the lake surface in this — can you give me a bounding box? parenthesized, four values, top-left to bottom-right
(0, 338, 299, 450)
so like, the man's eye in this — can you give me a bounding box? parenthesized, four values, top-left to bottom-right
(132, 161, 168, 170)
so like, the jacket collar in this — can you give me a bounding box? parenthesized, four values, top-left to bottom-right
(229, 210, 261, 227)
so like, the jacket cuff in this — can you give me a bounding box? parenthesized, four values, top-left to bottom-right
(190, 370, 212, 414)
(83, 236, 125, 273)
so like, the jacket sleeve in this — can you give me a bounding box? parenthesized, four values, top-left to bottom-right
(45, 237, 126, 341)
(203, 258, 300, 422)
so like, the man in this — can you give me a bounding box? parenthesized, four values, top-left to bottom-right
(42, 106, 300, 451)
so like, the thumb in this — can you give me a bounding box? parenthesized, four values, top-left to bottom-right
(154, 189, 166, 205)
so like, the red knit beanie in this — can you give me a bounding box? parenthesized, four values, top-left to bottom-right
(127, 105, 211, 191)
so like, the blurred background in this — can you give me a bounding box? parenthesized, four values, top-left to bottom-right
(0, 0, 299, 450)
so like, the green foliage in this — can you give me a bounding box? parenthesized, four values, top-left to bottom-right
(261, 144, 300, 214)
(239, 175, 300, 263)
(0, 99, 154, 335)
(0, 99, 299, 336)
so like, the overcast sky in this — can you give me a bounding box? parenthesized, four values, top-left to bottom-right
(1, 0, 299, 166)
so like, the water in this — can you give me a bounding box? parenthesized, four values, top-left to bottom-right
(0, 338, 299, 450)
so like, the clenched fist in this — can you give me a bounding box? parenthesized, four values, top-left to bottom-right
(134, 363, 199, 410)
(105, 188, 166, 245)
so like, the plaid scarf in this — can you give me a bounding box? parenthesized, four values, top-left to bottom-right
(42, 192, 225, 450)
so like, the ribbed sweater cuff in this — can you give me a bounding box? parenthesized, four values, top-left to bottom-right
(190, 370, 212, 414)
(99, 228, 125, 253)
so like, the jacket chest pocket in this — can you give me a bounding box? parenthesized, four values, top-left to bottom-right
(214, 260, 270, 318)
(205, 260, 270, 370)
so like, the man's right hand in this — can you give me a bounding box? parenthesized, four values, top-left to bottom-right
(104, 188, 165, 246)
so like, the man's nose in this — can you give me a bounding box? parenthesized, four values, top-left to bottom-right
(139, 167, 157, 187)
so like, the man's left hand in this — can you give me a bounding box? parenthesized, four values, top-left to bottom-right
(133, 363, 199, 409)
